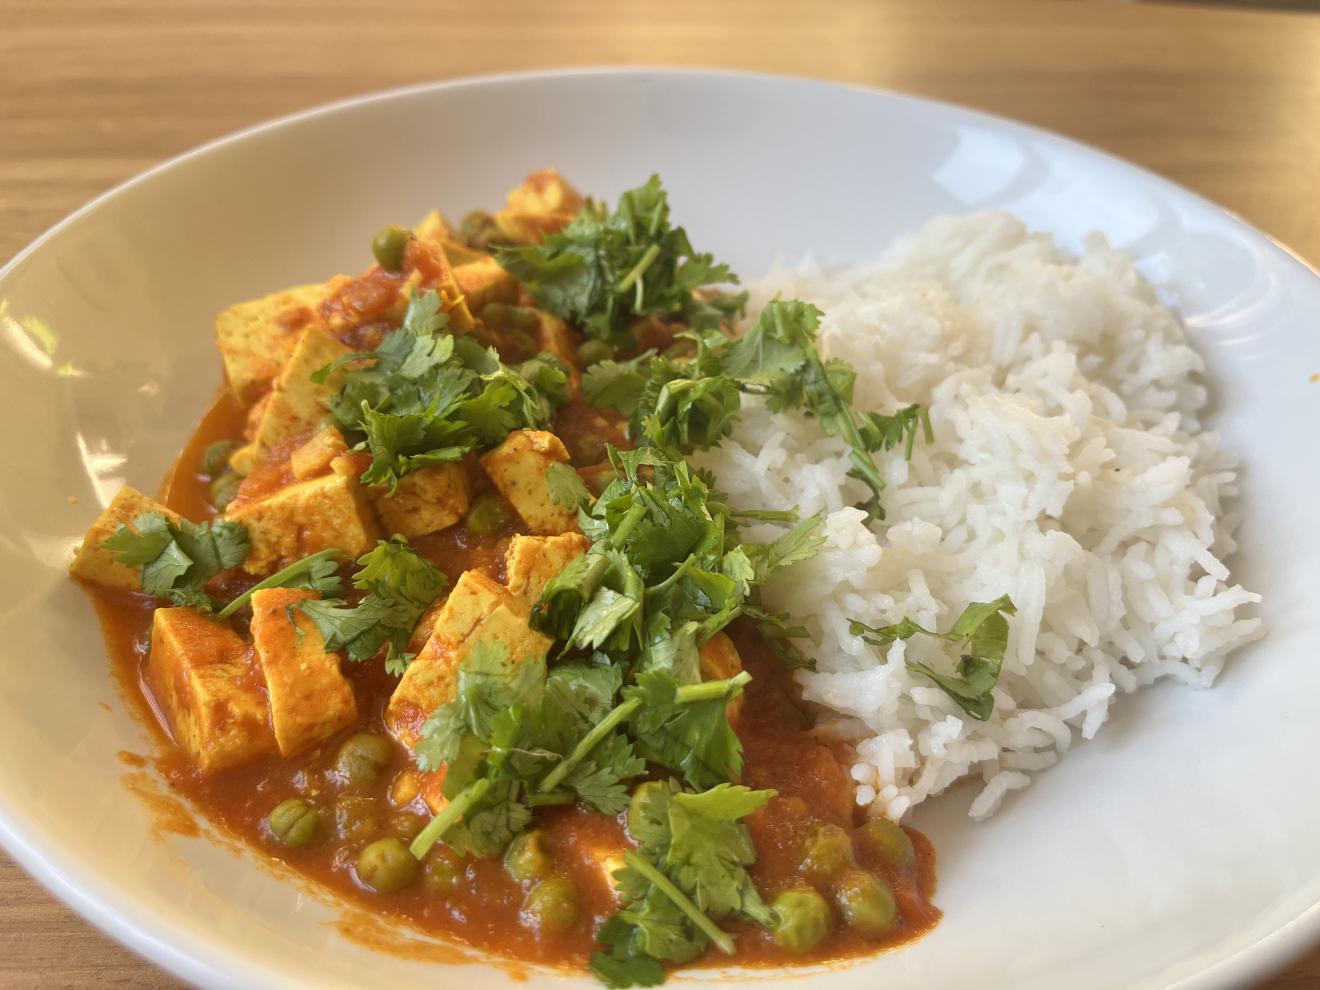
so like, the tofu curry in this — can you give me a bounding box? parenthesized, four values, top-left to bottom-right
(71, 170, 939, 986)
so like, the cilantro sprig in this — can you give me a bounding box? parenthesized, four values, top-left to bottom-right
(497, 175, 745, 348)
(215, 547, 344, 619)
(297, 537, 447, 674)
(316, 290, 570, 491)
(590, 780, 776, 987)
(849, 595, 1017, 720)
(104, 511, 249, 609)
(584, 301, 933, 520)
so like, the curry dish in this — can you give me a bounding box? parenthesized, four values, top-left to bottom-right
(72, 170, 939, 985)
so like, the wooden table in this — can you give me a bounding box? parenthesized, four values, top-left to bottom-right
(2, 1, 1318, 986)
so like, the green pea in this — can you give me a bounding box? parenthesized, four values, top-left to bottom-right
(802, 823, 854, 884)
(389, 812, 427, 843)
(423, 853, 464, 894)
(568, 434, 608, 467)
(584, 465, 614, 496)
(504, 830, 551, 883)
(209, 471, 242, 511)
(771, 888, 833, 953)
(333, 732, 394, 791)
(834, 868, 897, 938)
(503, 329, 539, 363)
(460, 210, 502, 250)
(522, 877, 580, 934)
(576, 339, 613, 368)
(201, 439, 236, 477)
(464, 491, 508, 536)
(266, 798, 320, 848)
(372, 224, 412, 271)
(356, 836, 420, 893)
(480, 302, 540, 332)
(334, 794, 382, 844)
(855, 818, 916, 870)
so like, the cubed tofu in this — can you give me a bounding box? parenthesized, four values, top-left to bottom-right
(69, 486, 181, 592)
(504, 533, 591, 607)
(290, 426, 349, 481)
(535, 311, 579, 387)
(229, 328, 350, 475)
(366, 463, 470, 539)
(454, 257, 519, 313)
(699, 632, 745, 728)
(412, 209, 453, 243)
(495, 169, 583, 244)
(386, 570, 551, 745)
(480, 430, 577, 535)
(216, 283, 328, 405)
(226, 472, 378, 575)
(144, 607, 275, 773)
(414, 210, 488, 266)
(249, 588, 358, 757)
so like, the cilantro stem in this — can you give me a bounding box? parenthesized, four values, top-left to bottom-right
(617, 243, 661, 296)
(215, 548, 342, 619)
(675, 670, 751, 703)
(538, 697, 643, 794)
(409, 777, 492, 860)
(623, 851, 736, 955)
(609, 503, 648, 550)
(526, 790, 574, 807)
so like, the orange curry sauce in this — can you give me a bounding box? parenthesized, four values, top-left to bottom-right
(83, 372, 939, 977)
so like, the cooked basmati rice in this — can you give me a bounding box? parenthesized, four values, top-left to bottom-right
(692, 211, 1263, 821)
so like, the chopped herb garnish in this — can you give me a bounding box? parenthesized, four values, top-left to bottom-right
(297, 537, 447, 673)
(316, 289, 569, 491)
(215, 547, 344, 619)
(104, 511, 249, 610)
(849, 594, 1017, 720)
(497, 175, 745, 348)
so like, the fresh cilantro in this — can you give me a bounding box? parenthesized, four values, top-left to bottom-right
(104, 511, 250, 609)
(624, 671, 750, 791)
(497, 175, 745, 347)
(317, 290, 569, 490)
(215, 548, 344, 619)
(297, 537, 447, 670)
(589, 780, 776, 982)
(849, 594, 1017, 720)
(546, 461, 591, 509)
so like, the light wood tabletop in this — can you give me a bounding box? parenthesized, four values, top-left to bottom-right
(2, 1, 1318, 987)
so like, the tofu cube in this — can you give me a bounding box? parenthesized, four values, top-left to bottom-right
(504, 533, 591, 607)
(366, 463, 470, 539)
(69, 487, 181, 593)
(535, 311, 578, 383)
(699, 632, 745, 727)
(249, 588, 358, 757)
(480, 430, 578, 535)
(290, 426, 349, 481)
(226, 472, 379, 575)
(228, 328, 350, 475)
(144, 607, 275, 773)
(414, 209, 488, 266)
(495, 169, 583, 244)
(454, 257, 519, 313)
(386, 570, 551, 745)
(216, 283, 328, 405)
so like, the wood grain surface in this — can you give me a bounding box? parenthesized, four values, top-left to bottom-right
(2, 1, 1318, 987)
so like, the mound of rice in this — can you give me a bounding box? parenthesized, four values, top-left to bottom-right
(693, 212, 1263, 821)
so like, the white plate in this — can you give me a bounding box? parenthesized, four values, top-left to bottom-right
(1, 69, 1317, 990)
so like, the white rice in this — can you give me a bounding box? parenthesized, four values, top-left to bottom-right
(693, 211, 1263, 821)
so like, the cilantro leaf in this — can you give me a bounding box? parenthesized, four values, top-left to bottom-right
(298, 537, 446, 665)
(497, 175, 744, 347)
(215, 548, 344, 619)
(546, 461, 591, 509)
(624, 671, 748, 791)
(849, 594, 1017, 720)
(104, 511, 250, 609)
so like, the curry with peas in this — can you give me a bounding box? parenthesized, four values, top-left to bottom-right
(71, 169, 939, 986)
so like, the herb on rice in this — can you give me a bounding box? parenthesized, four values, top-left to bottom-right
(849, 595, 1017, 720)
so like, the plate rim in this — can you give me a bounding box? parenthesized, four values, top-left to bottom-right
(2, 65, 1316, 989)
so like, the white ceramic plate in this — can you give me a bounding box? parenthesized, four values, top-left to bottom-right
(1, 69, 1317, 990)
